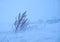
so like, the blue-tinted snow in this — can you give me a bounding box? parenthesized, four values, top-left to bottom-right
(0, 0, 60, 42)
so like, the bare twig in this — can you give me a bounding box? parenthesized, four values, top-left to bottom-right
(14, 11, 29, 32)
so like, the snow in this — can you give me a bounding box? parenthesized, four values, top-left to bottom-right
(0, 0, 60, 42)
(0, 21, 60, 42)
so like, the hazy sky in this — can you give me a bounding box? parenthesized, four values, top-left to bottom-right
(0, 0, 60, 31)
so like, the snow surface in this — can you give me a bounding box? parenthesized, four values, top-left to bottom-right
(0, 0, 60, 42)
(0, 20, 60, 42)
